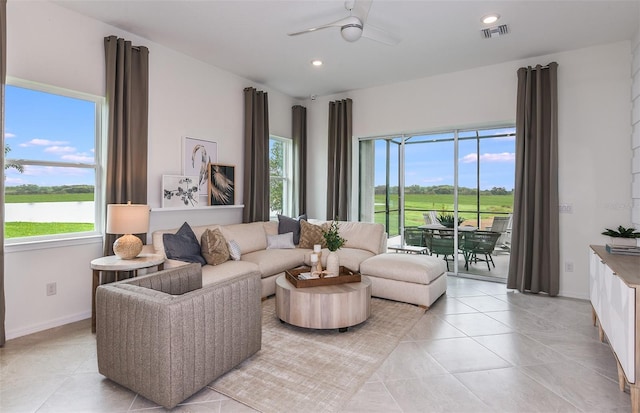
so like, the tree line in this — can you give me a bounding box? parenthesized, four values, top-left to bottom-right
(375, 185, 512, 196)
(5, 184, 94, 195)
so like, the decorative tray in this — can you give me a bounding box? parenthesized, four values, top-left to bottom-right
(285, 265, 361, 288)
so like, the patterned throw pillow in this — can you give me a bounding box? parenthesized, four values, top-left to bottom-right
(298, 220, 327, 249)
(200, 228, 230, 265)
(228, 239, 242, 261)
(162, 222, 206, 265)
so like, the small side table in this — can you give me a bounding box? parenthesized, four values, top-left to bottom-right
(387, 245, 428, 254)
(91, 253, 165, 333)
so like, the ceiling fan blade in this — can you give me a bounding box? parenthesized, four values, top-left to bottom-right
(287, 17, 353, 36)
(350, 0, 372, 24)
(362, 24, 400, 45)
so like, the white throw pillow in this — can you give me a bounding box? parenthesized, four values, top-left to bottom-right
(228, 239, 242, 260)
(266, 232, 295, 249)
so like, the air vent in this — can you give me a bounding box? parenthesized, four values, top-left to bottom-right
(481, 24, 509, 39)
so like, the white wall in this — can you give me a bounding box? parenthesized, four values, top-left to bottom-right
(306, 42, 632, 300)
(5, 1, 299, 338)
(632, 19, 640, 230)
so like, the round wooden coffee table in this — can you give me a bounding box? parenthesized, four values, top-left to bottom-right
(275, 274, 371, 332)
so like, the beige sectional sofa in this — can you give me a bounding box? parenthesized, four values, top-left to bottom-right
(146, 219, 447, 308)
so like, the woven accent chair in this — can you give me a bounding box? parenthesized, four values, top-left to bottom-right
(96, 263, 262, 409)
(461, 230, 502, 270)
(424, 230, 460, 271)
(404, 226, 425, 247)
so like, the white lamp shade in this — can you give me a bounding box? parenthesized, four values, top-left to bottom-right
(106, 203, 150, 235)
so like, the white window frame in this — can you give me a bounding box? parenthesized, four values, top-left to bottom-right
(4, 77, 105, 247)
(269, 135, 293, 218)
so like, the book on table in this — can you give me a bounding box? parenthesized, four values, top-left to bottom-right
(606, 244, 640, 255)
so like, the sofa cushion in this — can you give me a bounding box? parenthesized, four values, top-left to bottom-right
(298, 220, 327, 249)
(266, 232, 295, 249)
(162, 222, 206, 265)
(201, 260, 260, 286)
(242, 249, 309, 278)
(337, 221, 386, 255)
(200, 228, 230, 265)
(277, 214, 306, 244)
(360, 253, 447, 285)
(220, 222, 267, 254)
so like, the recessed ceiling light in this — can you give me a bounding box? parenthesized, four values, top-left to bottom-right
(311, 59, 323, 67)
(481, 14, 500, 24)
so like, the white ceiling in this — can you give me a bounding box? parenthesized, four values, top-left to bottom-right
(54, 0, 639, 99)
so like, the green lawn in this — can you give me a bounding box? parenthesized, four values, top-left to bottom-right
(5, 222, 95, 238)
(374, 193, 513, 236)
(5, 193, 94, 203)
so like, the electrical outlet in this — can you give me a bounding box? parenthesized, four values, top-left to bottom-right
(565, 261, 574, 272)
(46, 282, 57, 296)
(559, 204, 573, 214)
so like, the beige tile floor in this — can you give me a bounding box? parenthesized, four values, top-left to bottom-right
(0, 276, 630, 412)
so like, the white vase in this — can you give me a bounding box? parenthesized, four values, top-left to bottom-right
(326, 251, 340, 277)
(610, 237, 638, 247)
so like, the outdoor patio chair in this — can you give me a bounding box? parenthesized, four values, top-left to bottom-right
(460, 230, 501, 271)
(404, 226, 425, 247)
(489, 215, 512, 251)
(424, 229, 460, 271)
(423, 210, 438, 225)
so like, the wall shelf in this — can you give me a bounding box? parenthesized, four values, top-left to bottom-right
(151, 205, 244, 212)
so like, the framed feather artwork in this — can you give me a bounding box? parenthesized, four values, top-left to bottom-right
(183, 137, 217, 201)
(208, 163, 235, 206)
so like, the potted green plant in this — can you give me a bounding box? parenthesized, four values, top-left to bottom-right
(323, 220, 346, 276)
(602, 225, 640, 247)
(437, 213, 465, 228)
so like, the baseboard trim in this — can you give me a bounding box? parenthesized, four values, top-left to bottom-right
(6, 311, 91, 340)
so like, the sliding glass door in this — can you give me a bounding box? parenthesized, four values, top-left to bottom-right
(359, 127, 515, 280)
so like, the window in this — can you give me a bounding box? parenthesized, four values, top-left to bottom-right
(4, 79, 103, 243)
(269, 135, 293, 218)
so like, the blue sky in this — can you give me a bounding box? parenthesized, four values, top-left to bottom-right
(374, 132, 515, 190)
(4, 85, 96, 187)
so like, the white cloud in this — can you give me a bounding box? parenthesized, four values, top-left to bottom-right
(20, 138, 69, 147)
(421, 177, 444, 184)
(461, 152, 515, 163)
(61, 154, 94, 163)
(45, 146, 76, 154)
(5, 132, 16, 139)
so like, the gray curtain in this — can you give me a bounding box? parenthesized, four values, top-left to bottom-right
(103, 36, 149, 257)
(0, 0, 6, 347)
(507, 62, 559, 296)
(243, 87, 270, 223)
(326, 98, 352, 220)
(292, 105, 307, 215)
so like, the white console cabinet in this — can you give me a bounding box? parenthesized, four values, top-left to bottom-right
(590, 245, 640, 412)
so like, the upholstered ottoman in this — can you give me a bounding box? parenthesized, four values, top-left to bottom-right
(360, 253, 447, 308)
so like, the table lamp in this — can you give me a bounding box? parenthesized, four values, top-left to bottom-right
(106, 201, 150, 259)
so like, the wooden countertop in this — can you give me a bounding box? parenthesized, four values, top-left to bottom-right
(591, 245, 640, 287)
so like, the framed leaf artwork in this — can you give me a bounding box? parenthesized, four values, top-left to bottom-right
(208, 163, 235, 206)
(162, 175, 200, 208)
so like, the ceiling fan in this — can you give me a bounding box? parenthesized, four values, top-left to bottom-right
(287, 0, 400, 45)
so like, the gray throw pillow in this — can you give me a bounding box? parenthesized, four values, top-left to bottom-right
(163, 222, 206, 265)
(278, 214, 307, 245)
(266, 232, 295, 249)
(200, 228, 230, 265)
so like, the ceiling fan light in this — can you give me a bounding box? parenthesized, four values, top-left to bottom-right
(482, 14, 500, 24)
(341, 25, 363, 42)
